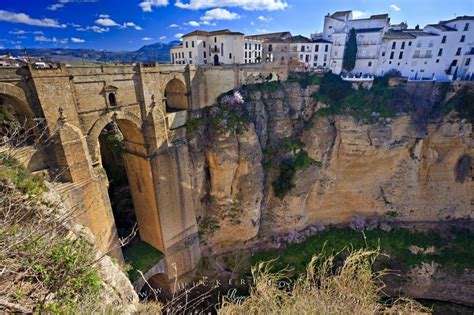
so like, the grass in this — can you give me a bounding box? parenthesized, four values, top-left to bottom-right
(251, 227, 474, 274)
(123, 240, 163, 282)
(220, 249, 428, 314)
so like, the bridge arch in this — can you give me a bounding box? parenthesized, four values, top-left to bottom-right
(88, 110, 165, 257)
(164, 78, 188, 112)
(0, 83, 36, 137)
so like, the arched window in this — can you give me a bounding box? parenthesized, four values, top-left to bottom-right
(108, 93, 117, 107)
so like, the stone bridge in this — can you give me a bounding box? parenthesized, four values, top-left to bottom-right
(0, 62, 288, 286)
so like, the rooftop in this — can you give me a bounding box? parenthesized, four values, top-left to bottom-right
(182, 29, 244, 38)
(426, 24, 457, 31)
(384, 30, 416, 40)
(245, 31, 292, 40)
(356, 27, 384, 33)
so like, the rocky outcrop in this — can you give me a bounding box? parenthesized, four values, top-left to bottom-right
(188, 82, 474, 253)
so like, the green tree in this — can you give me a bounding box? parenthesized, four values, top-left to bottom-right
(342, 28, 357, 72)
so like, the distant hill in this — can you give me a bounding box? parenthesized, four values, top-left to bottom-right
(0, 41, 180, 65)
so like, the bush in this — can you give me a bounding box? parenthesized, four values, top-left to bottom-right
(287, 72, 322, 88)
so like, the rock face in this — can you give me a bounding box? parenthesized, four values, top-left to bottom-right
(188, 82, 474, 253)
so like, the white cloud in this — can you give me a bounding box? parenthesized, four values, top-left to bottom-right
(390, 4, 401, 11)
(174, 33, 184, 39)
(352, 10, 370, 19)
(35, 35, 68, 44)
(159, 35, 166, 40)
(142, 37, 153, 41)
(9, 29, 27, 35)
(168, 23, 179, 28)
(76, 25, 109, 33)
(257, 15, 272, 22)
(122, 22, 143, 30)
(71, 37, 85, 43)
(48, 0, 98, 11)
(186, 20, 200, 27)
(95, 17, 119, 27)
(175, 0, 287, 10)
(33, 31, 44, 35)
(0, 10, 65, 28)
(201, 20, 216, 26)
(200, 8, 240, 21)
(139, 0, 169, 12)
(256, 28, 269, 33)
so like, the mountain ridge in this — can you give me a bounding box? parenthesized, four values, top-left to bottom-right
(0, 41, 180, 64)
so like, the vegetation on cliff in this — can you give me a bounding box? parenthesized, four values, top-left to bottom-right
(251, 227, 474, 274)
(0, 154, 101, 313)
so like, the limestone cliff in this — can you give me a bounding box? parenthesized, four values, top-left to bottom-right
(188, 79, 473, 254)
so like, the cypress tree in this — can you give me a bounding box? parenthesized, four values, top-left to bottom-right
(342, 28, 357, 72)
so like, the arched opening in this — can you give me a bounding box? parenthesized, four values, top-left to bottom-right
(164, 78, 188, 112)
(97, 118, 164, 280)
(0, 93, 36, 146)
(108, 93, 117, 107)
(213, 54, 219, 66)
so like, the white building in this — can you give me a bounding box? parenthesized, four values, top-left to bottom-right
(319, 11, 390, 74)
(170, 29, 244, 65)
(243, 37, 263, 64)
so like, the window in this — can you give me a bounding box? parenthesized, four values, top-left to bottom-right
(390, 51, 394, 59)
(108, 93, 117, 107)
(269, 44, 273, 52)
(245, 52, 247, 58)
(214, 37, 217, 43)
(245, 43, 247, 49)
(382, 51, 386, 57)
(413, 50, 420, 58)
(392, 42, 396, 49)
(229, 53, 232, 59)
(426, 50, 432, 58)
(441, 36, 446, 44)
(368, 61, 372, 67)
(185, 41, 188, 48)
(436, 59, 439, 63)
(325, 45, 328, 52)
(189, 60, 192, 64)
(204, 60, 207, 64)
(408, 41, 412, 46)
(301, 45, 305, 52)
(323, 62, 326, 67)
(401, 41, 405, 49)
(428, 41, 433, 48)
(204, 51, 206, 58)
(203, 41, 206, 48)
(324, 54, 327, 61)
(438, 48, 443, 56)
(221, 43, 224, 56)
(299, 54, 303, 60)
(464, 23, 470, 31)
(315, 45, 319, 52)
(416, 41, 422, 48)
(192, 41, 194, 48)
(314, 54, 318, 60)
(189, 51, 192, 58)
(460, 35, 465, 42)
(466, 58, 471, 66)
(456, 47, 461, 56)
(255, 44, 258, 50)
(399, 51, 403, 59)
(305, 55, 310, 62)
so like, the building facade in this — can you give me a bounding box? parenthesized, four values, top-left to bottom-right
(170, 29, 244, 65)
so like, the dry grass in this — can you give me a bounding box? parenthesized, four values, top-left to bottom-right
(219, 249, 430, 315)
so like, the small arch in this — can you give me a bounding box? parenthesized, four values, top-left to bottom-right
(164, 78, 188, 112)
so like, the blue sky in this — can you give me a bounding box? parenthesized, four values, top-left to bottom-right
(0, 0, 472, 51)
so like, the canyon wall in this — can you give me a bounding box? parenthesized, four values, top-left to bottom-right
(187, 80, 474, 254)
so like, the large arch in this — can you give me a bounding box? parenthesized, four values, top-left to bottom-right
(88, 111, 165, 254)
(164, 78, 188, 112)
